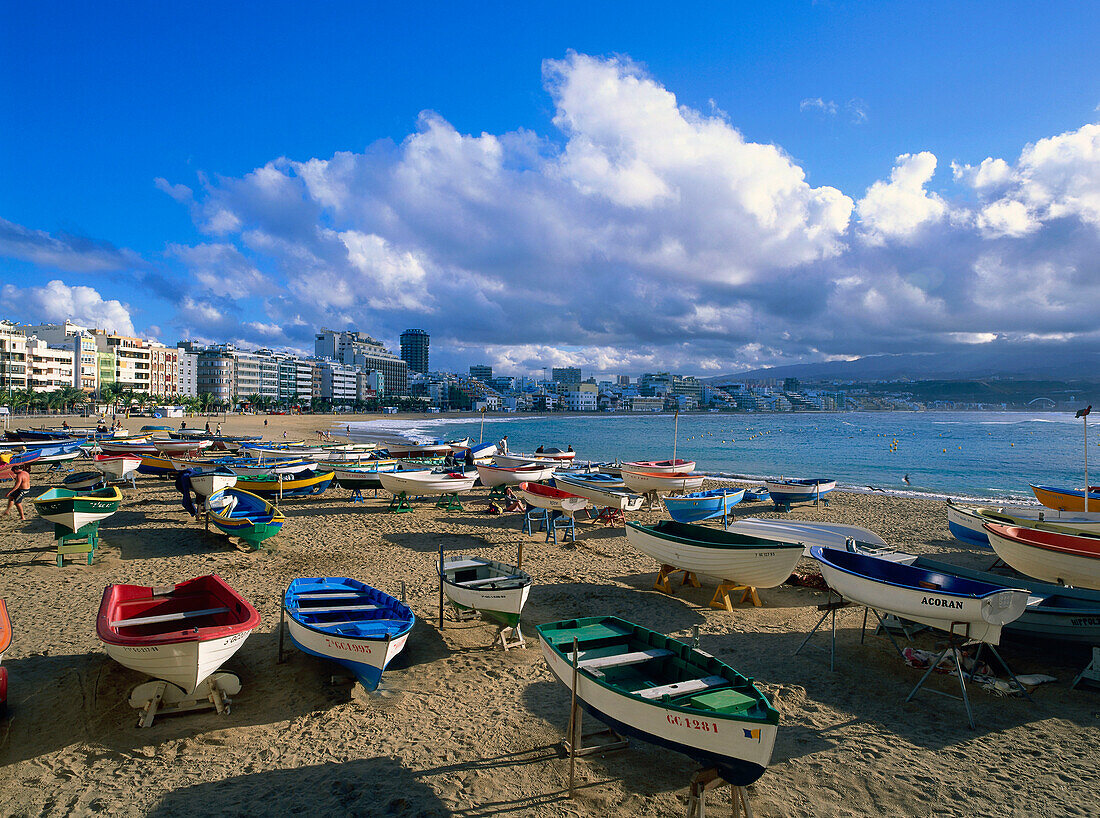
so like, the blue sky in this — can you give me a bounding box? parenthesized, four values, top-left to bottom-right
(2, 2, 1099, 376)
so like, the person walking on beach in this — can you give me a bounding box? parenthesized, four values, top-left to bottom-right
(216, 422, 222, 435)
(3, 465, 31, 521)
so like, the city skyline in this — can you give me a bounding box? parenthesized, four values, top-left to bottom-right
(3, 4, 1100, 378)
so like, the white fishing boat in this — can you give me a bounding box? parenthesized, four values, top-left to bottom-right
(518, 481, 590, 512)
(475, 462, 557, 487)
(553, 473, 645, 512)
(622, 458, 697, 474)
(722, 518, 890, 557)
(378, 470, 478, 496)
(764, 478, 835, 506)
(93, 454, 142, 481)
(493, 453, 563, 468)
(621, 470, 705, 494)
(152, 438, 213, 455)
(440, 555, 532, 644)
(626, 521, 804, 588)
(189, 470, 238, 499)
(947, 501, 1100, 548)
(984, 522, 1100, 590)
(96, 574, 260, 694)
(538, 617, 778, 786)
(811, 546, 1029, 644)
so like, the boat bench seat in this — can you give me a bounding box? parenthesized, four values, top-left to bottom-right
(634, 675, 728, 700)
(445, 559, 486, 572)
(296, 592, 374, 600)
(456, 573, 524, 588)
(579, 648, 673, 671)
(111, 606, 230, 628)
(300, 604, 382, 614)
(546, 622, 632, 645)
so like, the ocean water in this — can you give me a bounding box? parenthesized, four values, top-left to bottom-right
(347, 411, 1097, 503)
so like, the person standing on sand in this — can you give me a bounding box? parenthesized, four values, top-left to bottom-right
(498, 435, 508, 454)
(205, 421, 212, 434)
(3, 465, 31, 521)
(216, 422, 222, 435)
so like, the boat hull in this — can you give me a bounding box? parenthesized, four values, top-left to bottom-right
(283, 578, 414, 690)
(553, 474, 644, 512)
(626, 521, 803, 587)
(622, 459, 697, 474)
(378, 471, 478, 496)
(811, 546, 1029, 644)
(440, 556, 531, 627)
(764, 479, 836, 505)
(31, 487, 122, 534)
(664, 490, 745, 523)
(537, 619, 776, 786)
(476, 463, 557, 487)
(622, 471, 705, 494)
(1030, 483, 1100, 513)
(985, 524, 1100, 590)
(104, 631, 253, 693)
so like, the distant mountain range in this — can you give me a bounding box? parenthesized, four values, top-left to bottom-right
(707, 345, 1100, 384)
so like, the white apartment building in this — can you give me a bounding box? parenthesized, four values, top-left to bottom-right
(177, 349, 198, 397)
(25, 337, 74, 391)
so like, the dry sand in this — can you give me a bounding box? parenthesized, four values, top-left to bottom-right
(0, 413, 1097, 817)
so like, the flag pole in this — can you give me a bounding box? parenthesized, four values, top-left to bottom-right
(1077, 405, 1092, 512)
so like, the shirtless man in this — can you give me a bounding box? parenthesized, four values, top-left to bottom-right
(3, 466, 31, 521)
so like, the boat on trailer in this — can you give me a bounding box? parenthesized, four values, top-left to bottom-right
(810, 546, 1029, 644)
(537, 616, 778, 786)
(283, 577, 414, 690)
(96, 574, 260, 726)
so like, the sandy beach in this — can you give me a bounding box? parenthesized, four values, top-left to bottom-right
(0, 413, 1097, 817)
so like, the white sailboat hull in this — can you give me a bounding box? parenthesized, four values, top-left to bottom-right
(622, 471, 705, 494)
(475, 463, 557, 487)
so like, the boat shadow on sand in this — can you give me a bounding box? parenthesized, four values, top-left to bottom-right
(100, 524, 240, 561)
(0, 629, 355, 767)
(148, 757, 451, 816)
(384, 531, 500, 556)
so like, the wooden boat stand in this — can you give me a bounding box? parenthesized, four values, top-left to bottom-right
(565, 637, 628, 800)
(498, 625, 525, 650)
(654, 564, 701, 595)
(54, 521, 100, 566)
(684, 768, 753, 818)
(388, 491, 414, 513)
(129, 672, 240, 728)
(434, 492, 463, 511)
(905, 622, 1032, 730)
(710, 583, 761, 611)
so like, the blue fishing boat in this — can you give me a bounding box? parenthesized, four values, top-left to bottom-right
(205, 487, 285, 548)
(283, 578, 415, 690)
(663, 489, 745, 523)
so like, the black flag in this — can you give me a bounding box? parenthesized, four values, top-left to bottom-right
(1076, 405, 1092, 418)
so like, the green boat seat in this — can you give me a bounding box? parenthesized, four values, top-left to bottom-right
(545, 622, 631, 646)
(457, 573, 525, 588)
(578, 648, 673, 671)
(687, 688, 757, 714)
(635, 675, 728, 700)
